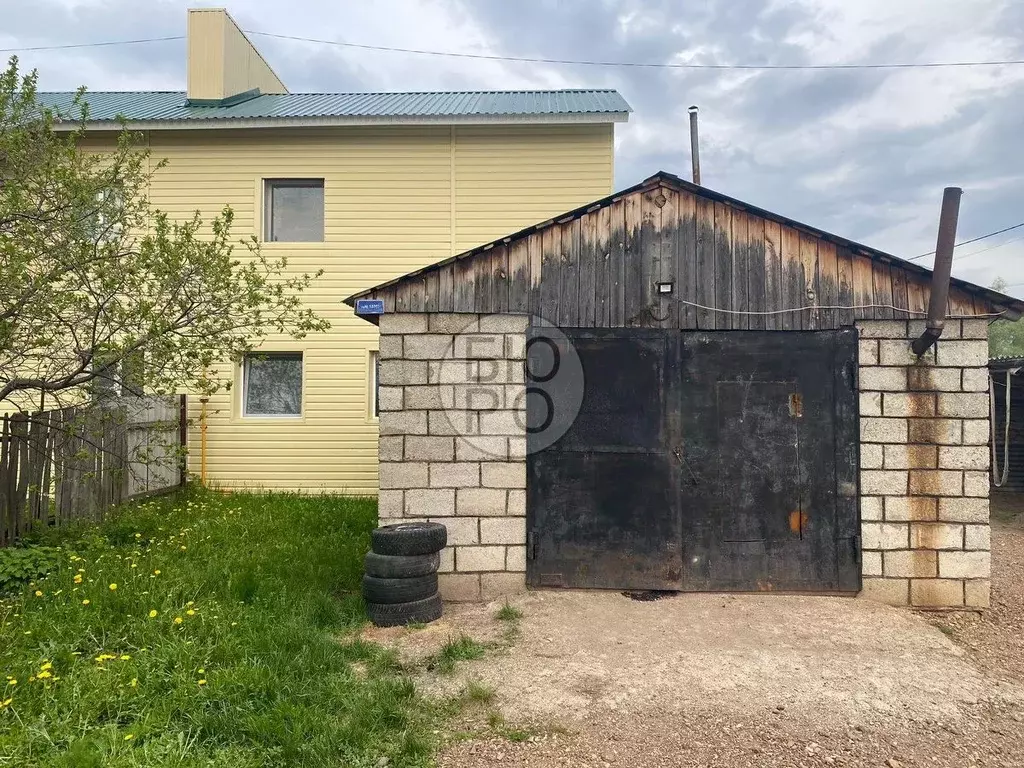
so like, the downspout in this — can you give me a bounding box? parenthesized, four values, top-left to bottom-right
(911, 186, 962, 357)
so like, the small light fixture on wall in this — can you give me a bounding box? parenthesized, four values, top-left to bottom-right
(656, 282, 674, 295)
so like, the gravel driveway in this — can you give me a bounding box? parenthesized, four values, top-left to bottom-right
(397, 500, 1024, 767)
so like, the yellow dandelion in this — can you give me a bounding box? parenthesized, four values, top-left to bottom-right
(153, 570, 161, 575)
(186, 609, 195, 616)
(40, 662, 52, 671)
(34, 590, 43, 597)
(82, 599, 90, 605)
(109, 583, 117, 591)
(148, 609, 158, 618)
(197, 679, 207, 686)
(198, 668, 205, 674)
(179, 545, 187, 551)
(6, 679, 17, 686)
(134, 533, 141, 538)
(120, 655, 131, 661)
(0, 698, 12, 708)
(124, 734, 134, 741)
(174, 617, 183, 625)
(73, 574, 83, 584)
(36, 671, 52, 680)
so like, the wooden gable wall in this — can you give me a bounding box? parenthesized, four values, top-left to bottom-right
(365, 182, 993, 329)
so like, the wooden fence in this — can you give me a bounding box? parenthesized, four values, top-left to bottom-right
(0, 395, 186, 546)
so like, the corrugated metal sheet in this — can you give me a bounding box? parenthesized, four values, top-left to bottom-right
(37, 89, 631, 123)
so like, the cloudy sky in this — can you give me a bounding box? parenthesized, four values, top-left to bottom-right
(4, 0, 1024, 295)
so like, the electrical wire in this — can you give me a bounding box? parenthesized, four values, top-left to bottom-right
(670, 298, 1002, 319)
(0, 36, 184, 53)
(908, 221, 1024, 261)
(953, 234, 1024, 262)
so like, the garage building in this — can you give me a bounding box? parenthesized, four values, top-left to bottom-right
(346, 171, 1023, 609)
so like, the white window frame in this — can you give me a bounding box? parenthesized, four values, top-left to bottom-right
(263, 178, 325, 242)
(241, 351, 304, 418)
(368, 350, 379, 420)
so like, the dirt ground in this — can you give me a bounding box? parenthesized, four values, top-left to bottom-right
(377, 501, 1024, 767)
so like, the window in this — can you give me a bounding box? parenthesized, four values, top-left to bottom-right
(242, 352, 303, 417)
(369, 351, 379, 418)
(264, 179, 324, 242)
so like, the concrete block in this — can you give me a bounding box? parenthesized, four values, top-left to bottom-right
(961, 368, 990, 392)
(479, 410, 527, 436)
(884, 496, 937, 522)
(378, 386, 404, 412)
(456, 545, 507, 572)
(404, 488, 456, 518)
(404, 436, 454, 462)
(453, 383, 505, 410)
(378, 334, 402, 359)
(379, 360, 428, 386)
(859, 367, 907, 392)
(860, 418, 908, 444)
(379, 410, 428, 436)
(505, 384, 527, 411)
(938, 393, 988, 419)
(862, 550, 883, 577)
(911, 579, 964, 608)
(884, 550, 938, 578)
(429, 359, 479, 384)
(883, 393, 936, 418)
(429, 462, 480, 488)
(906, 366, 961, 393)
(505, 334, 527, 361)
(858, 339, 879, 366)
(452, 332, 504, 360)
(456, 436, 508, 461)
(403, 385, 443, 410)
(910, 522, 964, 550)
(960, 319, 988, 340)
(457, 488, 507, 516)
(439, 573, 480, 602)
(883, 445, 937, 470)
(963, 472, 989, 497)
(429, 410, 478, 436)
(861, 496, 883, 521)
(879, 340, 919, 367)
(481, 572, 526, 599)
(964, 525, 991, 551)
(508, 437, 527, 460)
(938, 550, 991, 579)
(860, 391, 882, 417)
(505, 545, 527, 572)
(507, 489, 526, 516)
(429, 314, 478, 333)
(964, 579, 991, 609)
(480, 517, 527, 545)
(860, 577, 909, 606)
(861, 444, 883, 469)
(479, 314, 530, 333)
(908, 418, 961, 445)
(378, 462, 429, 490)
(936, 340, 989, 368)
(378, 490, 403, 519)
(962, 420, 990, 446)
(379, 436, 404, 462)
(379, 313, 427, 335)
(938, 497, 988, 523)
(404, 334, 455, 360)
(438, 546, 455, 574)
(430, 516, 479, 546)
(860, 470, 908, 496)
(908, 470, 963, 496)
(938, 446, 989, 471)
(481, 462, 527, 489)
(862, 522, 909, 550)
(857, 321, 908, 339)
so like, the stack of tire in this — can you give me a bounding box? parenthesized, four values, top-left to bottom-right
(364, 522, 446, 627)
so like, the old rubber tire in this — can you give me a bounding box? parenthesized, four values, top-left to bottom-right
(365, 551, 440, 579)
(366, 592, 443, 627)
(371, 522, 447, 557)
(362, 573, 438, 604)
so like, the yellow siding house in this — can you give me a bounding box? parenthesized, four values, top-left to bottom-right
(40, 8, 630, 493)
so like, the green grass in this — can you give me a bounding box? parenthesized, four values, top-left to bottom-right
(425, 635, 487, 675)
(0, 487, 441, 768)
(494, 603, 522, 623)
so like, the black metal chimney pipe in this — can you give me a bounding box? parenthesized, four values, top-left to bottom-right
(688, 105, 701, 186)
(911, 186, 962, 357)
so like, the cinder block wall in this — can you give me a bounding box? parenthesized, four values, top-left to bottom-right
(857, 319, 991, 609)
(377, 313, 528, 602)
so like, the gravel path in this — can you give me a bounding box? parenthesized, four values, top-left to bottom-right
(423, 505, 1024, 767)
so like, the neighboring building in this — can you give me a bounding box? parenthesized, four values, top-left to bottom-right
(39, 8, 630, 492)
(346, 170, 1024, 609)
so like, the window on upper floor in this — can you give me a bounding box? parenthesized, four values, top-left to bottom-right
(242, 352, 303, 417)
(264, 179, 324, 242)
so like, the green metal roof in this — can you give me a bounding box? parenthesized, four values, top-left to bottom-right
(36, 89, 631, 126)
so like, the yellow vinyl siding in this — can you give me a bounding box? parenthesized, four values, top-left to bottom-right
(137, 123, 613, 492)
(187, 9, 286, 101)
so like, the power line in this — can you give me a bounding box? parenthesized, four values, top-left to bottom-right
(954, 234, 1024, 262)
(0, 36, 184, 53)
(908, 221, 1024, 261)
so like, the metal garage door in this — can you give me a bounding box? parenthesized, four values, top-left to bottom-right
(525, 328, 860, 593)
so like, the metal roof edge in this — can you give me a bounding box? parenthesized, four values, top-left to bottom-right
(54, 111, 630, 132)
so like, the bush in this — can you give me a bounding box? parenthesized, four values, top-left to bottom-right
(0, 546, 63, 593)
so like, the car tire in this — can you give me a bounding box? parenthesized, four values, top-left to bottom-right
(362, 573, 439, 604)
(371, 522, 447, 557)
(364, 551, 440, 579)
(366, 592, 443, 627)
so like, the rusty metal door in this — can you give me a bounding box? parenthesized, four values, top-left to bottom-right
(526, 328, 682, 590)
(677, 330, 860, 593)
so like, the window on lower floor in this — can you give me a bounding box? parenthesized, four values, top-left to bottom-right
(243, 352, 303, 417)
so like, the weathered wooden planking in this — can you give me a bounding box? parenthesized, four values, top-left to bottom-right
(849, 250, 876, 321)
(539, 224, 562, 324)
(779, 225, 803, 330)
(763, 219, 783, 331)
(836, 248, 856, 327)
(746, 214, 767, 331)
(798, 232, 820, 330)
(639, 190, 660, 328)
(872, 260, 895, 320)
(623, 194, 643, 325)
(593, 205, 612, 327)
(731, 209, 750, 330)
(423, 270, 440, 313)
(890, 265, 910, 319)
(454, 255, 477, 313)
(906, 274, 928, 318)
(476, 247, 495, 315)
(579, 210, 598, 327)
(817, 240, 839, 330)
(528, 231, 543, 316)
(713, 202, 733, 330)
(676, 191, 698, 329)
(608, 199, 627, 327)
(508, 239, 530, 313)
(559, 219, 581, 327)
(657, 189, 679, 329)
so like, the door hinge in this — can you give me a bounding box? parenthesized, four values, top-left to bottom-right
(527, 530, 538, 561)
(851, 534, 861, 565)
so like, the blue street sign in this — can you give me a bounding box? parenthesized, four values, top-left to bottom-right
(355, 299, 385, 316)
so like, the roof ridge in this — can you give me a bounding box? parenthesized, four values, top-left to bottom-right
(38, 88, 620, 97)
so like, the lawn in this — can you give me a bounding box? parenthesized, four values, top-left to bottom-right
(0, 488, 440, 768)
